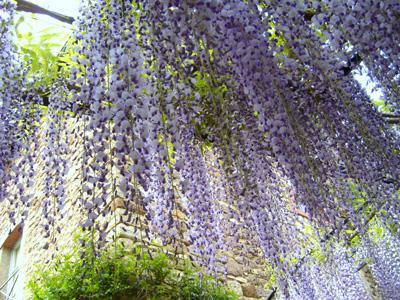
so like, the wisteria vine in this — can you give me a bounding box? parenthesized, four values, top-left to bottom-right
(1, 0, 399, 298)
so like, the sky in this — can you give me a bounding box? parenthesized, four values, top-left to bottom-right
(28, 0, 81, 18)
(353, 64, 384, 105)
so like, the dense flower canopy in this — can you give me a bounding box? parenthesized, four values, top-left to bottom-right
(0, 0, 399, 298)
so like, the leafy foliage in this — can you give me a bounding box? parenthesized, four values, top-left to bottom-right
(28, 236, 237, 300)
(14, 15, 70, 89)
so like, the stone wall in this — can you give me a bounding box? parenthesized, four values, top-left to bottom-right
(0, 121, 88, 299)
(0, 119, 273, 299)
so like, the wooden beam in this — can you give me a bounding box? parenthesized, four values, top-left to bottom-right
(16, 0, 75, 24)
(1, 224, 22, 249)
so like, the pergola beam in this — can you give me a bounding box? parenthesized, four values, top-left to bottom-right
(16, 0, 75, 24)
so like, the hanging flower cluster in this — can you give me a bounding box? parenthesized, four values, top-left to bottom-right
(357, 225, 400, 299)
(0, 0, 20, 198)
(1, 0, 400, 298)
(40, 82, 71, 243)
(288, 246, 370, 300)
(0, 0, 42, 227)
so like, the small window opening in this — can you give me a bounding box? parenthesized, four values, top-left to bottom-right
(0, 225, 24, 300)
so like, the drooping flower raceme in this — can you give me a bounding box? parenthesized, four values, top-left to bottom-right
(0, 0, 42, 228)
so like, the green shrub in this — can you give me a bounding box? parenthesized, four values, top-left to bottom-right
(28, 237, 237, 300)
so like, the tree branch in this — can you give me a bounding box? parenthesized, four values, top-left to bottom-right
(382, 113, 400, 124)
(381, 113, 400, 118)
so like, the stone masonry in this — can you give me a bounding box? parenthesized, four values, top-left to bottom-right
(0, 119, 273, 299)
